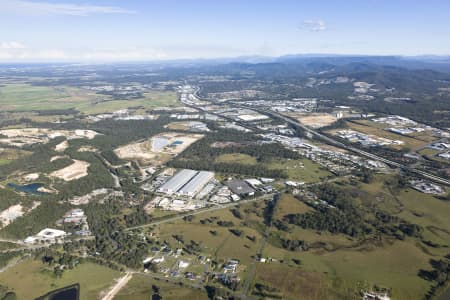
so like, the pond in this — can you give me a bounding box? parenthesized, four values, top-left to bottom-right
(7, 182, 47, 195)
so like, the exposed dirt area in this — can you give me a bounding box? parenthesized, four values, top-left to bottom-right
(114, 132, 203, 165)
(0, 201, 40, 227)
(55, 140, 69, 152)
(0, 128, 99, 147)
(287, 113, 337, 128)
(49, 159, 90, 181)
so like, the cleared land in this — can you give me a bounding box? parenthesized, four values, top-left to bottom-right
(114, 273, 208, 300)
(287, 113, 337, 128)
(0, 148, 31, 166)
(215, 153, 257, 165)
(0, 83, 179, 114)
(115, 132, 204, 165)
(75, 91, 180, 114)
(267, 158, 333, 183)
(253, 263, 332, 300)
(0, 259, 121, 300)
(0, 128, 98, 148)
(49, 159, 90, 181)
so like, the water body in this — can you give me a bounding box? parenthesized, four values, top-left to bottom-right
(7, 182, 47, 195)
(35, 284, 79, 300)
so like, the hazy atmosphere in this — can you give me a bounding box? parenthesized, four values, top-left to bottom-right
(1, 0, 450, 61)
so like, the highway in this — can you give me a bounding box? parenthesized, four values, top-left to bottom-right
(190, 91, 449, 186)
(257, 107, 450, 186)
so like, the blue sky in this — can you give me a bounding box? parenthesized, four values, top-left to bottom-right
(0, 0, 449, 62)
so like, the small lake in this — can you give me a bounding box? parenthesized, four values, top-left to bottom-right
(7, 182, 47, 195)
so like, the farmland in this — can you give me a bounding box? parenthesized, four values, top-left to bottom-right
(0, 83, 179, 114)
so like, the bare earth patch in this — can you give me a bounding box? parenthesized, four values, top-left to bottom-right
(0, 201, 40, 227)
(286, 113, 337, 128)
(55, 140, 69, 152)
(114, 132, 203, 166)
(0, 128, 99, 148)
(49, 159, 90, 181)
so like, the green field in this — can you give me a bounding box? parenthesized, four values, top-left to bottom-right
(0, 259, 121, 299)
(274, 193, 312, 219)
(0, 84, 92, 111)
(115, 273, 208, 300)
(215, 153, 257, 165)
(267, 158, 333, 183)
(261, 176, 450, 299)
(76, 91, 179, 114)
(253, 263, 334, 300)
(0, 83, 179, 114)
(0, 148, 32, 166)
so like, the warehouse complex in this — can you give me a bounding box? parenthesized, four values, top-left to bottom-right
(158, 169, 215, 197)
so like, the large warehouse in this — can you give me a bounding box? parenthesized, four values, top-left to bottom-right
(158, 169, 198, 195)
(158, 169, 215, 197)
(178, 171, 215, 197)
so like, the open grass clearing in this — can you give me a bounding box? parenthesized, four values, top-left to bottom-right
(274, 192, 312, 219)
(267, 158, 333, 183)
(264, 239, 432, 300)
(215, 153, 257, 165)
(115, 273, 208, 300)
(0, 259, 121, 300)
(0, 83, 179, 114)
(254, 263, 335, 300)
(0, 84, 94, 111)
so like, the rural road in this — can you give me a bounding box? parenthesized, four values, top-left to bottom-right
(125, 194, 275, 231)
(101, 271, 133, 300)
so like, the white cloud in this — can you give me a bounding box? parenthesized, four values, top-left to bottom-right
(0, 41, 26, 49)
(300, 19, 327, 32)
(0, 0, 136, 16)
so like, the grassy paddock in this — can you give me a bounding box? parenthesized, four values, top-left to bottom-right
(115, 273, 208, 300)
(0, 259, 120, 300)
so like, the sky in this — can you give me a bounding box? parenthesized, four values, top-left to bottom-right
(0, 0, 449, 62)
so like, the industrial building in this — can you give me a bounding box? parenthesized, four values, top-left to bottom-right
(226, 180, 255, 197)
(158, 169, 215, 197)
(158, 169, 198, 195)
(178, 171, 215, 197)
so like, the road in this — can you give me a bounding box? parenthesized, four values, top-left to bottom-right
(101, 271, 133, 300)
(125, 194, 274, 231)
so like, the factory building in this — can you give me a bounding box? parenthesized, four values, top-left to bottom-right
(226, 180, 255, 197)
(158, 169, 198, 195)
(158, 169, 215, 197)
(178, 171, 215, 197)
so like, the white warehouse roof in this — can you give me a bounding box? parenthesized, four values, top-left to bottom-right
(158, 169, 198, 195)
(178, 171, 215, 197)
